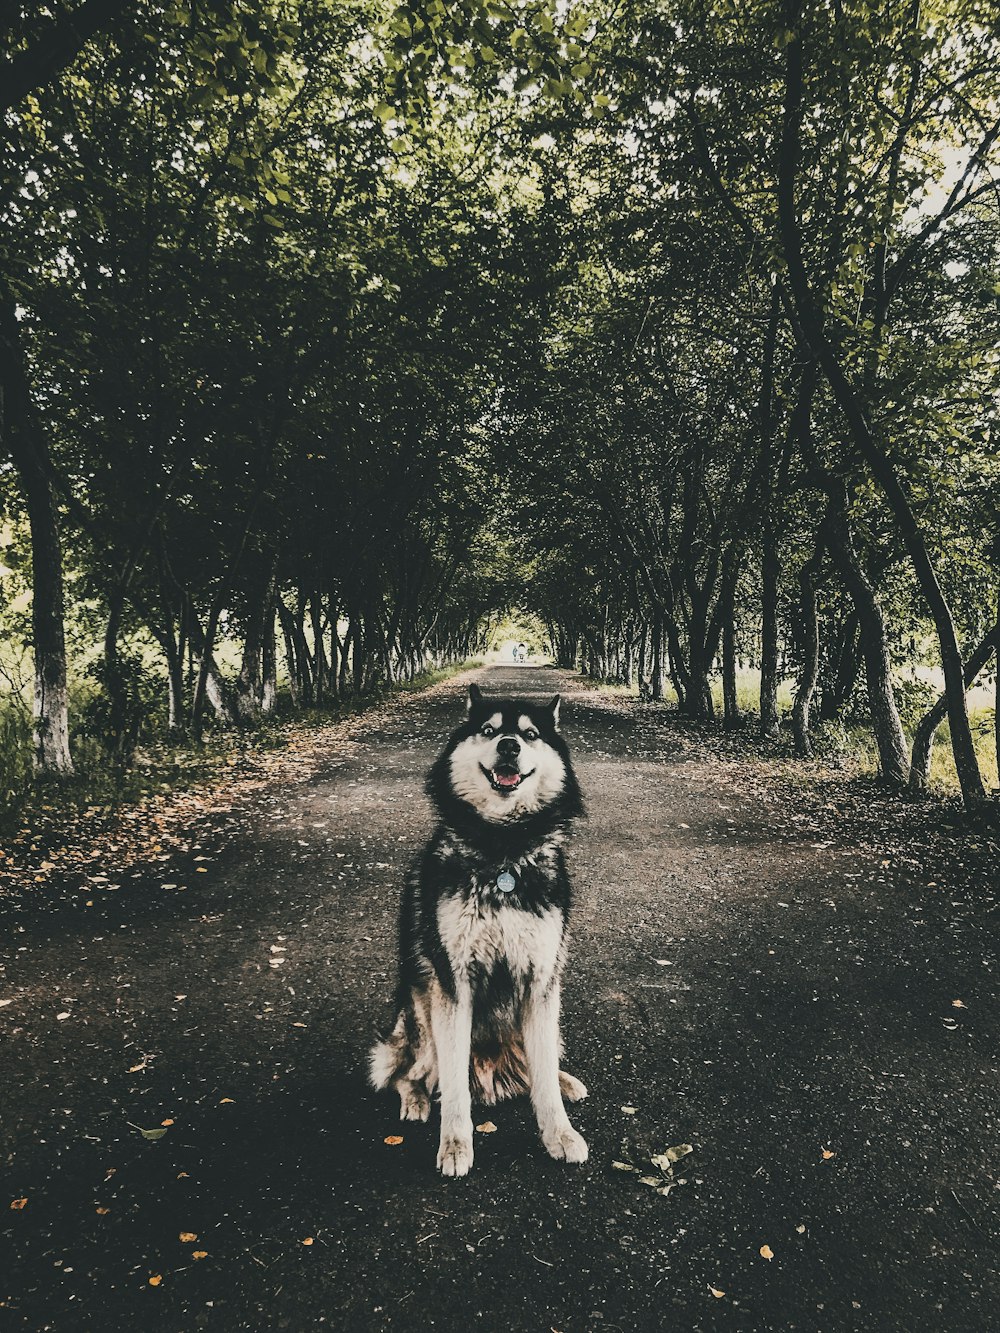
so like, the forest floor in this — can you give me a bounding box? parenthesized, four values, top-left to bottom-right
(2, 664, 1000, 1332)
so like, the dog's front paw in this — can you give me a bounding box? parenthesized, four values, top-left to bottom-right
(542, 1123, 588, 1163)
(437, 1133, 474, 1177)
(398, 1083, 430, 1122)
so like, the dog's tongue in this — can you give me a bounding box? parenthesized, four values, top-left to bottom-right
(495, 771, 521, 788)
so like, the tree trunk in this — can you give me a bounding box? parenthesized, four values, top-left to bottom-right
(650, 615, 664, 700)
(260, 603, 277, 717)
(757, 284, 782, 741)
(352, 614, 365, 695)
(636, 622, 649, 698)
(163, 606, 185, 737)
(777, 2, 986, 809)
(792, 553, 821, 758)
(234, 573, 276, 726)
(0, 0, 134, 115)
(824, 501, 909, 787)
(820, 610, 861, 720)
(103, 588, 135, 770)
(338, 619, 353, 697)
(759, 543, 780, 739)
(908, 623, 1000, 794)
(187, 600, 235, 731)
(722, 580, 741, 730)
(277, 599, 300, 708)
(328, 594, 340, 703)
(0, 287, 74, 775)
(310, 593, 327, 704)
(687, 592, 714, 721)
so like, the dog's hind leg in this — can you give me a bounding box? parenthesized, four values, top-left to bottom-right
(397, 995, 436, 1121)
(397, 1078, 431, 1121)
(371, 994, 437, 1122)
(558, 1070, 588, 1102)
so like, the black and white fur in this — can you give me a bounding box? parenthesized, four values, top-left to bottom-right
(369, 682, 588, 1176)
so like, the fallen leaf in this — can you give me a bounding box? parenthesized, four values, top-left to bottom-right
(96, 1206, 110, 1215)
(127, 1064, 145, 1074)
(612, 1161, 637, 1172)
(179, 1232, 198, 1243)
(651, 1144, 693, 1171)
(821, 1149, 835, 1160)
(709, 1287, 725, 1299)
(475, 1121, 497, 1134)
(192, 1250, 208, 1260)
(760, 1244, 774, 1261)
(161, 1118, 174, 1127)
(302, 1237, 314, 1246)
(621, 1105, 637, 1114)
(10, 1198, 27, 1211)
(140, 1127, 168, 1141)
(795, 1224, 806, 1234)
(148, 1275, 162, 1286)
(638, 1176, 662, 1187)
(177, 1172, 189, 1179)
(952, 999, 965, 1008)
(383, 1135, 404, 1146)
(219, 1098, 235, 1105)
(56, 1011, 71, 1021)
(0, 999, 13, 1008)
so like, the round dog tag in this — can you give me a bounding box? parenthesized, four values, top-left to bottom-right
(496, 871, 517, 894)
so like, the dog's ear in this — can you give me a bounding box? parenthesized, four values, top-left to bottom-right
(466, 683, 484, 716)
(547, 694, 561, 730)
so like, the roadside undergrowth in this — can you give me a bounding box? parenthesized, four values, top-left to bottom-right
(0, 661, 480, 895)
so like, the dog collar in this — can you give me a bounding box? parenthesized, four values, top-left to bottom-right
(496, 869, 517, 894)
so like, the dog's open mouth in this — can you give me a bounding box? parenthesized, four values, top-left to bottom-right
(480, 763, 535, 794)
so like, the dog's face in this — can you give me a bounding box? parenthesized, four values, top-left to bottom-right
(444, 684, 570, 822)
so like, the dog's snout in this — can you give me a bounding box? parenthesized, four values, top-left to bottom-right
(496, 736, 520, 758)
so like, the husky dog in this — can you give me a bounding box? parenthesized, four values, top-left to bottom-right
(369, 682, 588, 1177)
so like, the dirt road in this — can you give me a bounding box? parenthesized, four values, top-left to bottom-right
(2, 665, 998, 1331)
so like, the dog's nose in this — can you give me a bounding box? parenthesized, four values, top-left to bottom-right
(496, 736, 520, 759)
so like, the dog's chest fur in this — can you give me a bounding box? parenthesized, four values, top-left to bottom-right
(436, 892, 564, 991)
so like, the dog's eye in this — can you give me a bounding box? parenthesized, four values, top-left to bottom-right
(481, 725, 496, 738)
(522, 729, 539, 742)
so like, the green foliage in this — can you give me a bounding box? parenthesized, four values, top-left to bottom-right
(2, 0, 1000, 809)
(79, 652, 162, 771)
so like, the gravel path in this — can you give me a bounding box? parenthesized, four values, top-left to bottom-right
(2, 664, 998, 1331)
